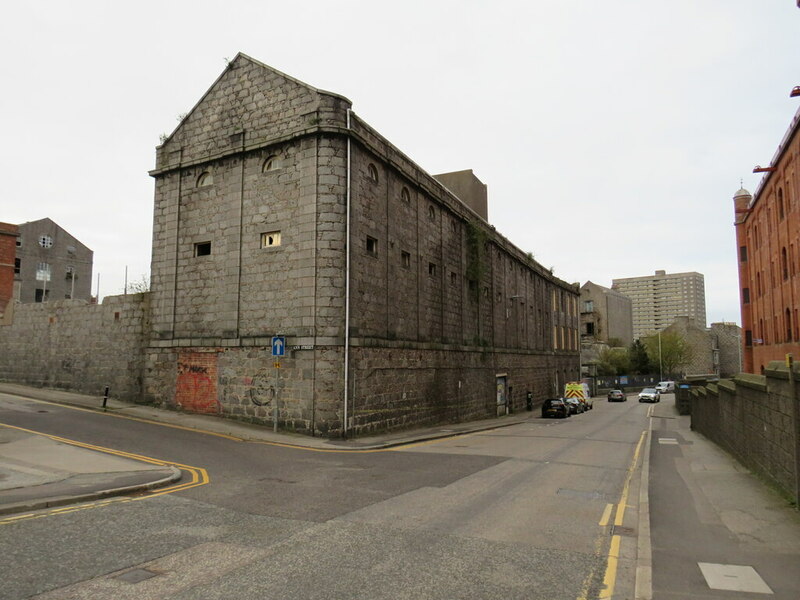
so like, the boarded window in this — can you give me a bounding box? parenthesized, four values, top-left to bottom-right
(261, 231, 281, 248)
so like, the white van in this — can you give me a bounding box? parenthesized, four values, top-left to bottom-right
(655, 381, 675, 393)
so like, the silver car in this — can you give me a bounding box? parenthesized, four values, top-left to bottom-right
(638, 388, 660, 403)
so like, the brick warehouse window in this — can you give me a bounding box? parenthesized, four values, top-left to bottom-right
(742, 287, 750, 304)
(196, 171, 213, 187)
(194, 242, 211, 257)
(739, 245, 747, 262)
(401, 251, 410, 269)
(261, 231, 281, 248)
(745, 330, 752, 347)
(366, 236, 378, 256)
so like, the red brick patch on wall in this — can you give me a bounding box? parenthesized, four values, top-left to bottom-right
(176, 351, 220, 414)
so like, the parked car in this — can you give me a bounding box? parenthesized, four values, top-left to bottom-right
(638, 388, 661, 403)
(541, 398, 570, 419)
(565, 397, 584, 415)
(655, 381, 675, 393)
(607, 389, 626, 402)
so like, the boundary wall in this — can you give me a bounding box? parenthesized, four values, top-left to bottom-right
(0, 294, 149, 401)
(691, 361, 799, 501)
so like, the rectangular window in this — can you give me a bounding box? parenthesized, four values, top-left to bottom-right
(428, 262, 437, 277)
(261, 231, 281, 248)
(366, 236, 378, 255)
(585, 322, 595, 335)
(35, 262, 51, 281)
(583, 300, 593, 313)
(745, 330, 752, 347)
(14, 258, 20, 274)
(194, 242, 212, 257)
(450, 271, 458, 286)
(742, 287, 750, 304)
(401, 251, 410, 269)
(739, 245, 747, 262)
(35, 288, 49, 303)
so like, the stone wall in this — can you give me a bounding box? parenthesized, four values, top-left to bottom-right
(691, 361, 799, 501)
(0, 294, 149, 400)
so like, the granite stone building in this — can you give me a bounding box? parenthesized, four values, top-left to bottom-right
(144, 53, 579, 436)
(579, 281, 633, 346)
(662, 317, 741, 378)
(734, 105, 800, 374)
(14, 218, 93, 304)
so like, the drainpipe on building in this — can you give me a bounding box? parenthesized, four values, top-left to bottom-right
(343, 109, 352, 438)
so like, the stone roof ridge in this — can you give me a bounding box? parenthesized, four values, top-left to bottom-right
(158, 52, 352, 148)
(235, 52, 352, 104)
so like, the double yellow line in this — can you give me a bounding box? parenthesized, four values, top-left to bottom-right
(578, 429, 646, 599)
(0, 423, 209, 526)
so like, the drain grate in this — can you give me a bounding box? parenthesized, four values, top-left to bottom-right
(113, 568, 160, 584)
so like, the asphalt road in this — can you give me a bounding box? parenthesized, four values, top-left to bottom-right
(1, 394, 650, 599)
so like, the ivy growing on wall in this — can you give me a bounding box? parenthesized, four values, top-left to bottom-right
(465, 221, 487, 301)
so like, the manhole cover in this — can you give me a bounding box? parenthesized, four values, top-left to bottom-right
(113, 568, 160, 584)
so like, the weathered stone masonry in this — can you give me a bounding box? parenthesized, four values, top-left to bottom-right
(0, 53, 579, 437)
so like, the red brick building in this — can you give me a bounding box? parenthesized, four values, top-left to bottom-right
(0, 222, 19, 320)
(734, 105, 800, 373)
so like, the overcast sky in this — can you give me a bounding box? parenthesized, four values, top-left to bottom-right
(3, 1, 799, 326)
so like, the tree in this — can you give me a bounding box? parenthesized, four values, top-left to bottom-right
(126, 274, 150, 294)
(629, 339, 654, 374)
(597, 347, 630, 376)
(642, 331, 694, 378)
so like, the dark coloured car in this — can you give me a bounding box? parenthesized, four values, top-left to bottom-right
(564, 397, 584, 415)
(607, 389, 626, 402)
(541, 398, 570, 419)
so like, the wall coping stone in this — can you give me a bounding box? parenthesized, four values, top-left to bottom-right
(707, 383, 719, 397)
(718, 378, 737, 393)
(733, 372, 768, 391)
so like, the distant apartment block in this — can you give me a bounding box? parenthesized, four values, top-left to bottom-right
(15, 218, 93, 303)
(580, 281, 633, 346)
(612, 270, 706, 340)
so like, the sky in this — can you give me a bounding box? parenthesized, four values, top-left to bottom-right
(2, 1, 799, 326)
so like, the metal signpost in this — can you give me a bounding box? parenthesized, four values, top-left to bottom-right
(272, 336, 285, 432)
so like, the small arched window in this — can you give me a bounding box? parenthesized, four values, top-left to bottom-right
(367, 163, 379, 183)
(197, 171, 213, 187)
(262, 156, 282, 172)
(786, 308, 792, 342)
(400, 186, 410, 203)
(428, 204, 436, 221)
(778, 188, 785, 220)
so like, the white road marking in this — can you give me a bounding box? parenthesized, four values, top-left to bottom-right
(698, 563, 773, 594)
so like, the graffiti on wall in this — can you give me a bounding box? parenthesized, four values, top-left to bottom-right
(176, 352, 220, 414)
